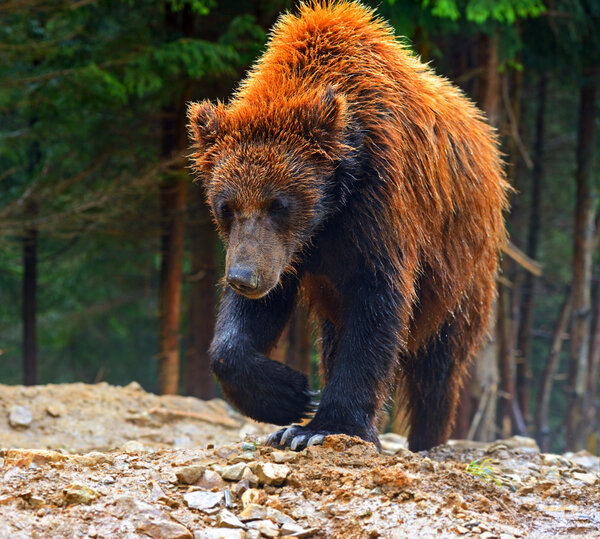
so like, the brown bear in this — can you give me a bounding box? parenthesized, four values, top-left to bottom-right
(188, 0, 508, 452)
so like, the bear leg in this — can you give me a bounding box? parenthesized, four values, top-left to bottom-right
(404, 324, 467, 452)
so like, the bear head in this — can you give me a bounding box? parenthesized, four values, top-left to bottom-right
(188, 86, 349, 299)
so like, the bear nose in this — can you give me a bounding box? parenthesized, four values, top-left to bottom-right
(227, 267, 260, 294)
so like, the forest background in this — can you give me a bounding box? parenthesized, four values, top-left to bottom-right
(1, 0, 598, 455)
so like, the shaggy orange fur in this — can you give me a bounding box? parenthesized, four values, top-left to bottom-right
(188, 0, 509, 450)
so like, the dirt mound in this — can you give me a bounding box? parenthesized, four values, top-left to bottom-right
(0, 383, 599, 538)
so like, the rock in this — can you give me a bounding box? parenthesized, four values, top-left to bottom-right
(46, 402, 66, 417)
(122, 440, 147, 452)
(199, 470, 227, 490)
(220, 463, 247, 481)
(567, 450, 600, 471)
(8, 405, 32, 429)
(272, 451, 296, 464)
(231, 480, 249, 498)
(63, 484, 100, 505)
(240, 489, 267, 509)
(281, 526, 319, 538)
(215, 509, 245, 529)
(176, 465, 206, 485)
(239, 503, 268, 522)
(571, 471, 597, 485)
(138, 517, 193, 539)
(239, 503, 293, 525)
(241, 467, 259, 487)
(280, 523, 306, 535)
(184, 490, 224, 511)
(251, 462, 290, 486)
(194, 529, 245, 539)
(114, 496, 192, 539)
(379, 433, 408, 453)
(247, 520, 279, 538)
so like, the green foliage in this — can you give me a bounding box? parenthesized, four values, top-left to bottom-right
(465, 458, 502, 485)
(422, 0, 545, 23)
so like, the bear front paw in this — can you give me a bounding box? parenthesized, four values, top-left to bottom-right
(266, 422, 380, 451)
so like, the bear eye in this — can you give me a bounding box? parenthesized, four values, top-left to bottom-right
(268, 197, 289, 217)
(216, 201, 233, 222)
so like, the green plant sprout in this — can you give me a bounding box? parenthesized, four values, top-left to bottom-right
(465, 458, 503, 486)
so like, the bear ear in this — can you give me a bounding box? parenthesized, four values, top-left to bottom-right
(187, 100, 226, 151)
(305, 86, 349, 159)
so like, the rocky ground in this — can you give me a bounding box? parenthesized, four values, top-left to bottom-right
(0, 383, 599, 539)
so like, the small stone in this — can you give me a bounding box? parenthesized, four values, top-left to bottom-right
(251, 462, 290, 486)
(46, 402, 66, 417)
(199, 470, 227, 490)
(220, 463, 247, 482)
(9, 405, 32, 429)
(571, 471, 597, 485)
(28, 496, 44, 508)
(137, 517, 193, 539)
(241, 442, 257, 452)
(240, 489, 267, 508)
(122, 440, 146, 452)
(176, 465, 206, 485)
(280, 523, 305, 535)
(215, 509, 245, 529)
(231, 480, 249, 498)
(194, 529, 245, 539)
(480, 533, 498, 539)
(271, 451, 296, 464)
(184, 491, 224, 511)
(239, 503, 268, 522)
(455, 525, 470, 535)
(241, 467, 259, 487)
(247, 520, 279, 538)
(63, 484, 100, 505)
(282, 527, 319, 538)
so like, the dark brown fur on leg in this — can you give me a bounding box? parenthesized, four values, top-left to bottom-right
(404, 324, 467, 452)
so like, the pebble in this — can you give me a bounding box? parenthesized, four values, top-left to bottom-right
(199, 470, 227, 490)
(122, 440, 146, 452)
(272, 451, 296, 464)
(8, 405, 33, 429)
(240, 489, 267, 508)
(251, 462, 290, 486)
(46, 402, 66, 417)
(220, 463, 247, 481)
(247, 520, 279, 538)
(238, 503, 294, 525)
(183, 491, 224, 511)
(63, 484, 100, 505)
(176, 465, 206, 485)
(215, 509, 245, 529)
(137, 517, 193, 539)
(241, 467, 259, 487)
(231, 480, 249, 498)
(194, 529, 245, 539)
(571, 472, 597, 486)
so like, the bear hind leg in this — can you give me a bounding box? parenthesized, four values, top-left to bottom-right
(404, 323, 468, 452)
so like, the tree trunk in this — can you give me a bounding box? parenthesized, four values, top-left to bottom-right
(158, 175, 187, 395)
(536, 289, 572, 452)
(585, 279, 600, 449)
(516, 73, 548, 423)
(566, 65, 597, 450)
(157, 3, 192, 395)
(497, 283, 514, 438)
(23, 201, 37, 386)
(185, 185, 217, 399)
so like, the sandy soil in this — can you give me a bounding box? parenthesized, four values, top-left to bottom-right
(0, 382, 598, 539)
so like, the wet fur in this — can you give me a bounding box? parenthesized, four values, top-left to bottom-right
(188, 1, 508, 451)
